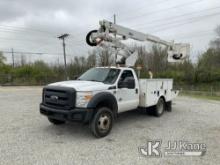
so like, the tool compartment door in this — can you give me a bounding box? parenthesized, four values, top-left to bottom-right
(139, 79, 174, 107)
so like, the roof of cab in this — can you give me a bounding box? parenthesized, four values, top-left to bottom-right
(96, 66, 133, 70)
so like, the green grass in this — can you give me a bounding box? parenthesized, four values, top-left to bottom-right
(180, 93, 220, 101)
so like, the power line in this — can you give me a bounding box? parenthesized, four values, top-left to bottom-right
(140, 11, 220, 33)
(1, 50, 63, 55)
(0, 24, 86, 43)
(0, 0, 218, 59)
(61, 0, 217, 39)
(2, 50, 82, 57)
(177, 32, 215, 40)
(0, 26, 94, 48)
(112, 0, 174, 17)
(57, 0, 181, 39)
(161, 30, 215, 39)
(0, 37, 62, 48)
(118, 0, 204, 22)
(0, 29, 57, 41)
(1, 31, 217, 66)
(0, 34, 85, 48)
(130, 5, 220, 28)
(64, 0, 210, 39)
(0, 0, 208, 44)
(0, 24, 59, 36)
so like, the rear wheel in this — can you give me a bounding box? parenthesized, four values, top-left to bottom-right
(90, 107, 113, 138)
(166, 101, 172, 112)
(48, 118, 65, 125)
(154, 98, 165, 117)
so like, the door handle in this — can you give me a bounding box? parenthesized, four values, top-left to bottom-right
(135, 88, 138, 94)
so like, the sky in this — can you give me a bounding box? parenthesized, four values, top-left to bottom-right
(0, 0, 220, 64)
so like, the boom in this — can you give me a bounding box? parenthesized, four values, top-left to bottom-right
(100, 20, 173, 47)
(86, 20, 190, 65)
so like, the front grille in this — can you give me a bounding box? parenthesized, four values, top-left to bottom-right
(43, 86, 76, 110)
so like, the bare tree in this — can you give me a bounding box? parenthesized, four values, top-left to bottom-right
(150, 45, 168, 72)
(210, 25, 220, 50)
(134, 45, 149, 67)
(20, 54, 27, 66)
(0, 52, 6, 66)
(215, 25, 220, 36)
(91, 47, 114, 66)
(134, 45, 167, 73)
(87, 50, 97, 67)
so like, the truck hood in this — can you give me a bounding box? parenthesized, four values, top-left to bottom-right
(48, 80, 111, 91)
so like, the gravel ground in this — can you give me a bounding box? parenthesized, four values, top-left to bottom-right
(0, 86, 220, 165)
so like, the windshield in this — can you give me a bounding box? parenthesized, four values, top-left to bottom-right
(78, 68, 120, 84)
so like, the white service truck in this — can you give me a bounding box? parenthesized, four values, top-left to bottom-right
(40, 20, 189, 138)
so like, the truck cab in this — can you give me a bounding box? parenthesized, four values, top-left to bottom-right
(40, 67, 177, 137)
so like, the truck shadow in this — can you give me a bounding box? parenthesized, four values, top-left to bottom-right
(115, 109, 156, 127)
(42, 109, 160, 139)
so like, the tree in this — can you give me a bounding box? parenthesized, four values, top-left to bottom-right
(210, 25, 220, 50)
(94, 47, 114, 66)
(150, 45, 168, 73)
(196, 48, 220, 82)
(87, 51, 96, 67)
(32, 60, 55, 84)
(0, 52, 6, 66)
(196, 25, 220, 83)
(20, 54, 27, 66)
(134, 45, 149, 68)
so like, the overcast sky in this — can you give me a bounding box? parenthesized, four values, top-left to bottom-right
(0, 0, 220, 64)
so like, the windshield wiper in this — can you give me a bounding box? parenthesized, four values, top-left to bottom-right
(89, 79, 101, 82)
(77, 79, 102, 82)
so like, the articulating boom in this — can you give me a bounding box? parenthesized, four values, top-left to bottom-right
(86, 20, 190, 65)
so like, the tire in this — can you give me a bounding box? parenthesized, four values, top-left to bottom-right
(146, 106, 155, 115)
(90, 107, 114, 138)
(48, 118, 65, 125)
(166, 101, 172, 112)
(86, 30, 98, 46)
(154, 98, 165, 117)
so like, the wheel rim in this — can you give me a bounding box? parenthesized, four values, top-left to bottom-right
(97, 113, 111, 133)
(157, 101, 164, 114)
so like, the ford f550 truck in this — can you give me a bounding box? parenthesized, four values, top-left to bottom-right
(40, 67, 178, 137)
(40, 20, 188, 137)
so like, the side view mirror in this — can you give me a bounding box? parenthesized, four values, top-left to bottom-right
(74, 75, 79, 80)
(118, 77, 135, 89)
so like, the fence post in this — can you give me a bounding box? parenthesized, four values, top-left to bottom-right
(210, 86, 213, 96)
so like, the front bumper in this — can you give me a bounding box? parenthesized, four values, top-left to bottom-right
(40, 104, 93, 123)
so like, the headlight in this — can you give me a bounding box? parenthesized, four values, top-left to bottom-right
(76, 92, 93, 108)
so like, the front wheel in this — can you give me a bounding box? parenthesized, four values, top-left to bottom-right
(154, 98, 165, 117)
(90, 107, 114, 138)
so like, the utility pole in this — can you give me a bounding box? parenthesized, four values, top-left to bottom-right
(58, 33, 69, 80)
(114, 14, 116, 25)
(113, 14, 117, 65)
(11, 48, 15, 68)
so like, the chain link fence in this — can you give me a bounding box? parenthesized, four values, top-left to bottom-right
(1, 74, 220, 97)
(180, 89, 220, 97)
(0, 74, 65, 86)
(174, 84, 220, 97)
